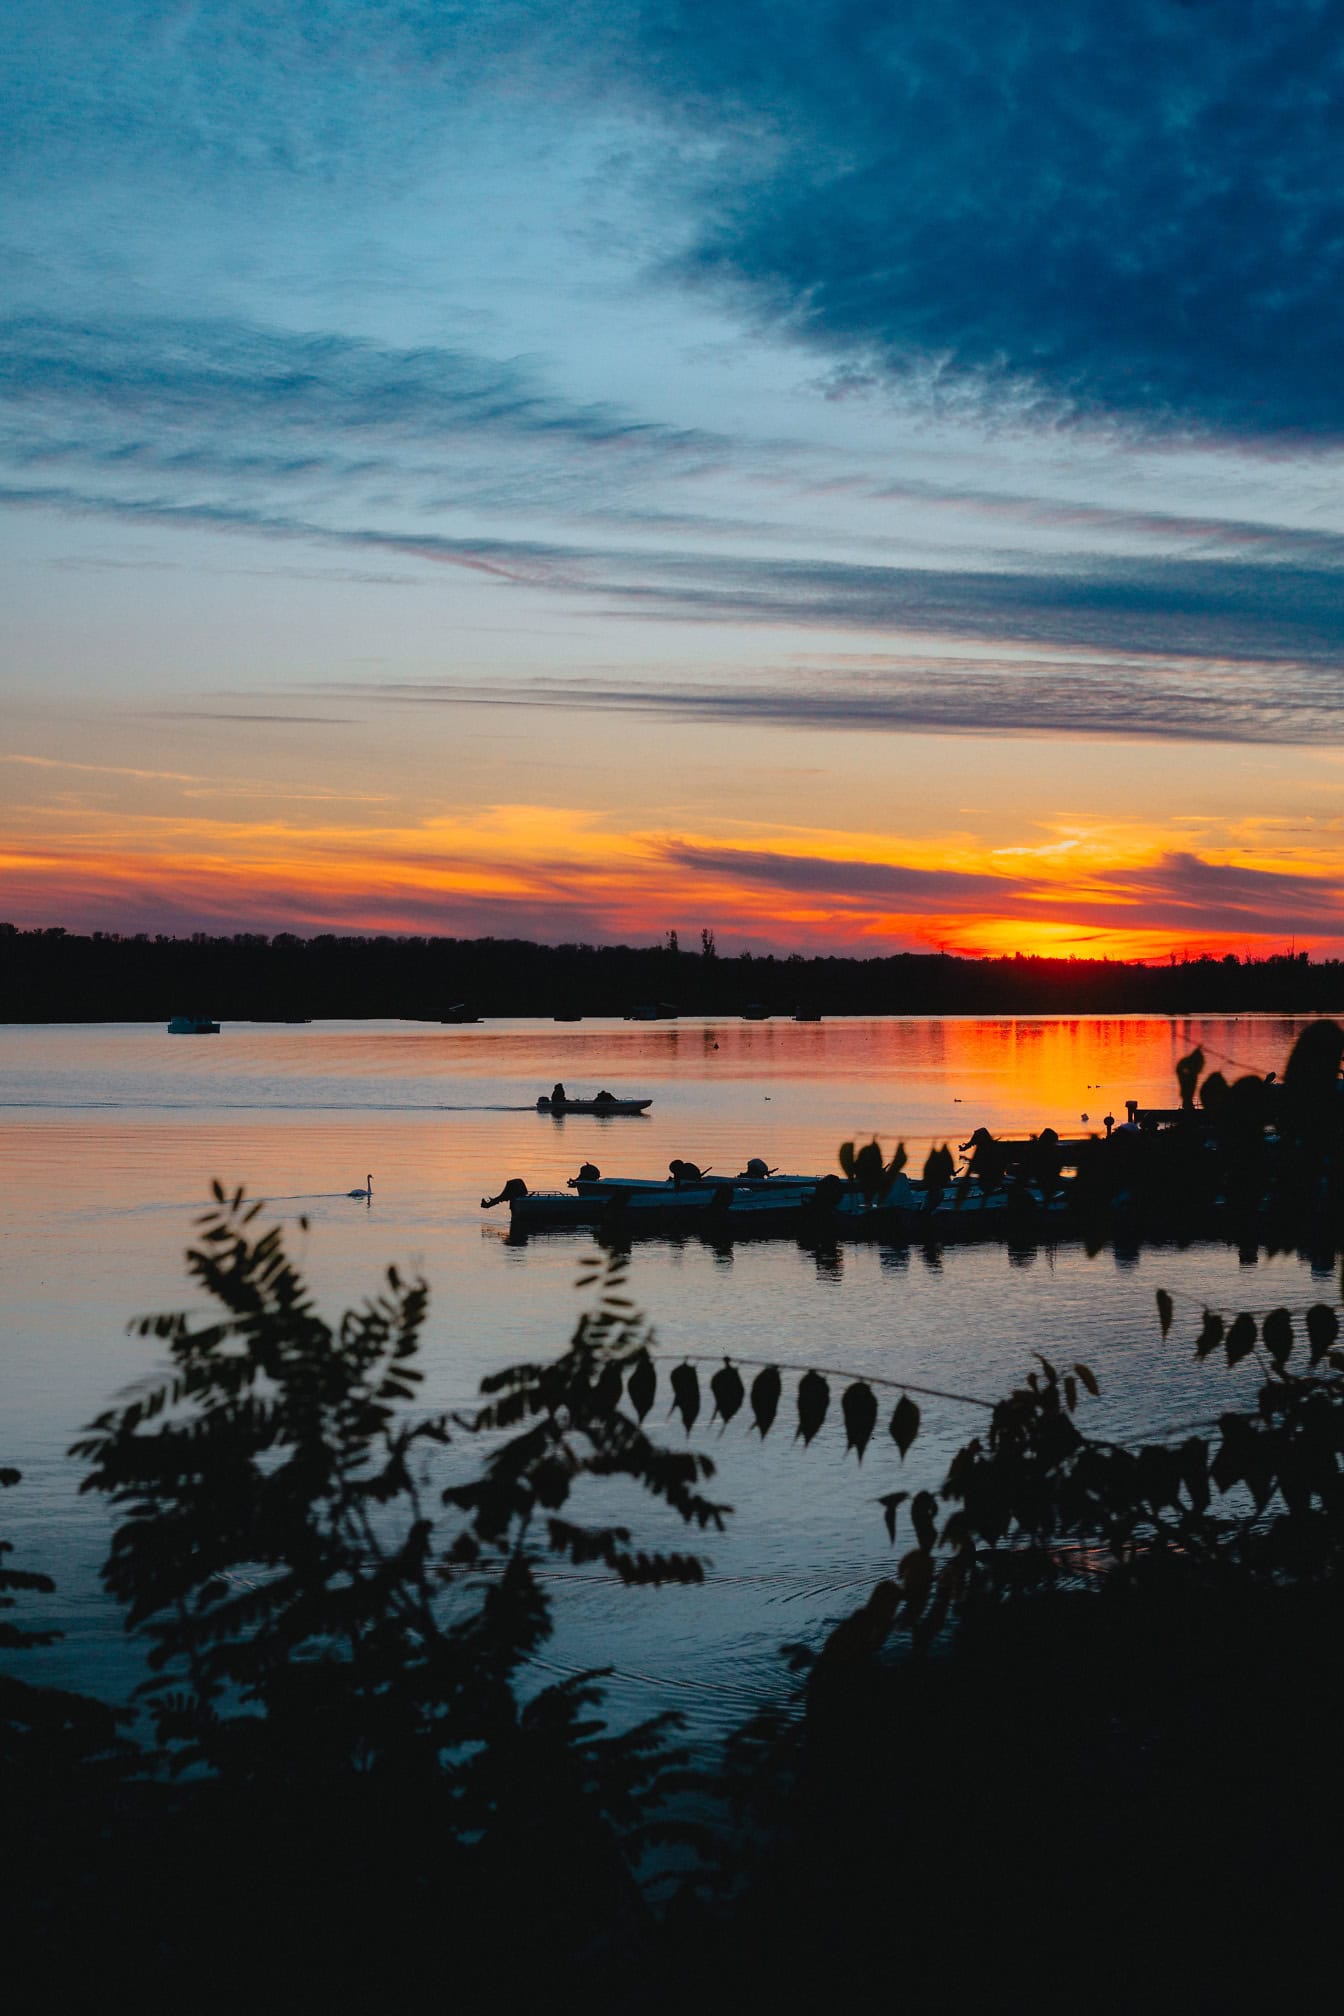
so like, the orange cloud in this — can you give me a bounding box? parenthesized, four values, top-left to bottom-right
(5, 790, 1344, 961)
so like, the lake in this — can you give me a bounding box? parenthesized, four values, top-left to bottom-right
(1, 1013, 1327, 1740)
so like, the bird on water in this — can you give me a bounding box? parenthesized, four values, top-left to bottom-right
(348, 1174, 373, 1199)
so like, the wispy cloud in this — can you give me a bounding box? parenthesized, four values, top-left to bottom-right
(316, 639, 1344, 747)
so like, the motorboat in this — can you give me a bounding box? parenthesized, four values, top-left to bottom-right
(167, 1015, 220, 1034)
(537, 1093, 652, 1115)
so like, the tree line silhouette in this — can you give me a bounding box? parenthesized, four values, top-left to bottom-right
(4, 918, 1343, 1020)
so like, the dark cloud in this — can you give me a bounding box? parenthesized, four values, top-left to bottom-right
(659, 840, 1344, 937)
(661, 843, 1028, 909)
(1088, 850, 1344, 931)
(617, 0, 1344, 442)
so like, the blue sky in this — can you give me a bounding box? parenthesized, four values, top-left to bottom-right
(4, 1, 1344, 954)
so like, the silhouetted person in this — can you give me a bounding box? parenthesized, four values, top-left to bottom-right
(959, 1127, 1009, 1189)
(1031, 1126, 1063, 1200)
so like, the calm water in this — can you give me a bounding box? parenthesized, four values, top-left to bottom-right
(1, 1014, 1327, 1738)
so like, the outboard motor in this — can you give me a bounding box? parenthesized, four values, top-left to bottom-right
(578, 1162, 600, 1181)
(743, 1157, 770, 1179)
(669, 1159, 704, 1186)
(481, 1177, 529, 1209)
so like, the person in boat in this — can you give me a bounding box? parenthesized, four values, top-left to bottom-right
(668, 1158, 704, 1185)
(959, 1127, 1009, 1190)
(594, 1089, 615, 1103)
(1029, 1126, 1064, 1200)
(550, 1082, 567, 1107)
(482, 1178, 529, 1209)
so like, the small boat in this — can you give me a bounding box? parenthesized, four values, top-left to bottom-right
(167, 1015, 220, 1035)
(793, 1009, 822, 1022)
(568, 1157, 829, 1195)
(537, 1094, 652, 1115)
(742, 1002, 770, 1020)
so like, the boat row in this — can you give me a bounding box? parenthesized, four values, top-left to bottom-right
(482, 1158, 1073, 1241)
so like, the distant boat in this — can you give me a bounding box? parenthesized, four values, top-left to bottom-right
(440, 1005, 482, 1024)
(625, 1002, 678, 1020)
(166, 1015, 220, 1035)
(537, 1093, 652, 1115)
(793, 1009, 822, 1022)
(553, 1012, 583, 1022)
(742, 1002, 770, 1020)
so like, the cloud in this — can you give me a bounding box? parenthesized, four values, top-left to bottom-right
(656, 838, 1344, 939)
(660, 843, 1028, 909)
(613, 0, 1344, 443)
(321, 637, 1344, 746)
(0, 311, 719, 472)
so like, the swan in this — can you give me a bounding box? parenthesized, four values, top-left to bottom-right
(348, 1174, 372, 1199)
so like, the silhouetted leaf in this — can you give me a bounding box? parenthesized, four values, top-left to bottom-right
(910, 1490, 938, 1552)
(1225, 1313, 1257, 1366)
(1180, 1437, 1210, 1513)
(1262, 1307, 1293, 1369)
(838, 1141, 856, 1179)
(1195, 1311, 1224, 1360)
(750, 1365, 782, 1438)
(796, 1370, 829, 1445)
(592, 1361, 623, 1414)
(1073, 1362, 1099, 1397)
(841, 1382, 878, 1460)
(853, 1139, 885, 1202)
(890, 1393, 920, 1458)
(878, 1491, 908, 1543)
(1156, 1289, 1174, 1339)
(710, 1361, 745, 1425)
(1064, 1375, 1078, 1413)
(669, 1363, 700, 1434)
(626, 1354, 656, 1422)
(1306, 1303, 1340, 1365)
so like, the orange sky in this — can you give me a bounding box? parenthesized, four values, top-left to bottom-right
(5, 691, 1343, 960)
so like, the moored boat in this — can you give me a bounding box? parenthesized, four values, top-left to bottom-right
(167, 1015, 220, 1034)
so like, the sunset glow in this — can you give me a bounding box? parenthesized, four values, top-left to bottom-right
(5, 4, 1344, 959)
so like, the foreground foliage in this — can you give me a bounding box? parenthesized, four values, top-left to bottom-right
(4, 1019, 1344, 1997)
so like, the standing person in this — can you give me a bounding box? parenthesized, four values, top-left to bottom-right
(550, 1082, 566, 1107)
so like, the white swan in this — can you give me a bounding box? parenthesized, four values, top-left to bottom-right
(348, 1174, 372, 1199)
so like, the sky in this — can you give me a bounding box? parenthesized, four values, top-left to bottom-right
(4, 0, 1344, 961)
